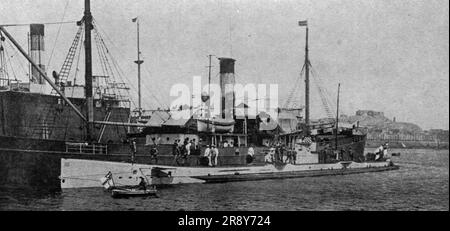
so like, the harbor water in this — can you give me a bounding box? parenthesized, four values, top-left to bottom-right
(0, 148, 448, 211)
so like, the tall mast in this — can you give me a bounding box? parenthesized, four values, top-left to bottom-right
(298, 20, 310, 135)
(304, 26, 310, 136)
(133, 17, 143, 118)
(84, 0, 94, 142)
(335, 83, 341, 150)
(207, 54, 212, 131)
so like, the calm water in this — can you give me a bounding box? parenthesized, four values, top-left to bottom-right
(0, 149, 448, 211)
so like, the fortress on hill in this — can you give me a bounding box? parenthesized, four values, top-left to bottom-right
(340, 110, 448, 149)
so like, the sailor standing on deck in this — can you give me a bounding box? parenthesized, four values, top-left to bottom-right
(185, 139, 192, 156)
(374, 144, 385, 161)
(274, 143, 280, 162)
(265, 147, 275, 163)
(246, 145, 255, 164)
(189, 140, 196, 155)
(138, 177, 147, 190)
(334, 149, 340, 161)
(348, 146, 354, 161)
(204, 145, 212, 166)
(211, 145, 219, 166)
(382, 143, 389, 159)
(129, 138, 137, 163)
(181, 138, 188, 155)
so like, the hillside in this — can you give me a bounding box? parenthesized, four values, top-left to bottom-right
(339, 110, 422, 134)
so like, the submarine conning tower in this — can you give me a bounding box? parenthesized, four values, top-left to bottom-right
(219, 57, 235, 120)
(30, 24, 46, 85)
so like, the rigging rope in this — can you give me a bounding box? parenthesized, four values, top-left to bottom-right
(92, 20, 137, 103)
(0, 42, 12, 81)
(47, 0, 71, 68)
(92, 21, 141, 138)
(94, 27, 129, 138)
(310, 65, 336, 118)
(311, 72, 335, 119)
(4, 40, 27, 81)
(283, 63, 305, 109)
(142, 65, 169, 109)
(282, 58, 337, 120)
(93, 19, 170, 112)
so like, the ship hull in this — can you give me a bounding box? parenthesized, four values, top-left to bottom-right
(0, 136, 127, 189)
(60, 158, 398, 189)
(0, 90, 129, 189)
(0, 132, 389, 190)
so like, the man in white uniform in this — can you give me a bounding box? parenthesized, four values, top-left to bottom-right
(211, 145, 219, 166)
(246, 145, 255, 164)
(265, 147, 275, 163)
(204, 145, 212, 166)
(185, 141, 192, 156)
(382, 143, 389, 159)
(374, 144, 384, 161)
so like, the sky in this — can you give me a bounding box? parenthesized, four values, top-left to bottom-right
(0, 0, 448, 130)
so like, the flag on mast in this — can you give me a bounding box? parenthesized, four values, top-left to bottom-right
(132, 17, 138, 22)
(298, 20, 308, 26)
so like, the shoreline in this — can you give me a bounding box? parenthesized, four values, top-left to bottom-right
(365, 140, 449, 150)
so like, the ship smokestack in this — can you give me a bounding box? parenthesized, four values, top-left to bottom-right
(219, 57, 235, 119)
(30, 24, 45, 84)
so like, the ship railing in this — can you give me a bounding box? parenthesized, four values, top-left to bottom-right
(65, 142, 108, 155)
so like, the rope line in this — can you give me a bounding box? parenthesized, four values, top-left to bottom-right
(5, 40, 27, 80)
(3, 46, 18, 81)
(93, 19, 173, 111)
(47, 0, 71, 68)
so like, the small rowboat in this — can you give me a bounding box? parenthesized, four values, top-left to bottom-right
(111, 187, 157, 198)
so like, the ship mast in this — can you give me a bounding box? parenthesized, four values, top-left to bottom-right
(207, 54, 213, 130)
(133, 17, 143, 118)
(84, 0, 94, 142)
(335, 83, 340, 150)
(298, 20, 310, 135)
(305, 26, 310, 136)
